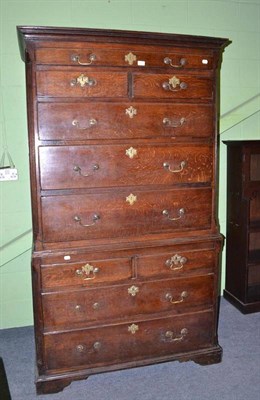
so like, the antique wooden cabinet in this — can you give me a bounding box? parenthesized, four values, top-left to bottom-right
(224, 141, 260, 313)
(17, 26, 230, 394)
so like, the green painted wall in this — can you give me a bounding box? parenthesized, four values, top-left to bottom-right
(0, 0, 259, 329)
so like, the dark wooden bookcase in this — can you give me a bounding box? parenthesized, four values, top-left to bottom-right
(224, 140, 260, 313)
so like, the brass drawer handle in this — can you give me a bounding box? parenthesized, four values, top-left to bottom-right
(165, 291, 188, 304)
(165, 328, 188, 342)
(74, 214, 100, 227)
(76, 344, 85, 352)
(162, 208, 185, 221)
(71, 53, 96, 65)
(75, 263, 100, 280)
(165, 254, 187, 271)
(70, 74, 97, 88)
(163, 117, 185, 128)
(73, 163, 99, 177)
(93, 341, 101, 351)
(163, 161, 186, 173)
(164, 57, 186, 68)
(162, 76, 187, 92)
(72, 118, 97, 130)
(76, 341, 101, 353)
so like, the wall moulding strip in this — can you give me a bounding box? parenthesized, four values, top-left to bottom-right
(220, 93, 260, 134)
(0, 229, 32, 267)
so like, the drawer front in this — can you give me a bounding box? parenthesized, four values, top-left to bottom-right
(138, 248, 215, 280)
(41, 188, 212, 242)
(44, 310, 214, 371)
(39, 144, 213, 190)
(35, 46, 213, 69)
(41, 257, 132, 290)
(40, 248, 215, 290)
(38, 102, 213, 141)
(36, 70, 128, 98)
(133, 73, 213, 100)
(42, 275, 214, 330)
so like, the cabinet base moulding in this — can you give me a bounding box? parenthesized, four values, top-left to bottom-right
(36, 345, 223, 395)
(223, 290, 260, 314)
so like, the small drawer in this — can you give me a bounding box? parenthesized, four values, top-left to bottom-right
(41, 256, 132, 290)
(138, 248, 216, 280)
(35, 45, 213, 69)
(41, 187, 212, 243)
(133, 73, 213, 100)
(43, 310, 214, 371)
(42, 274, 214, 330)
(37, 102, 213, 141)
(36, 70, 128, 98)
(38, 144, 213, 190)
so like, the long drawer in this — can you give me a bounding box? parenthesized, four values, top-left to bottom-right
(41, 187, 212, 242)
(37, 102, 213, 141)
(42, 275, 214, 330)
(43, 310, 214, 371)
(35, 44, 213, 69)
(39, 144, 213, 190)
(40, 248, 216, 290)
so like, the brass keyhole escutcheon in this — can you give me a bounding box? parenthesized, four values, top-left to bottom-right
(125, 147, 137, 159)
(128, 323, 139, 334)
(125, 52, 137, 65)
(128, 285, 139, 296)
(126, 193, 137, 206)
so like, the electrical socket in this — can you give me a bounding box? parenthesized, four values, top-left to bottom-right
(0, 167, 18, 181)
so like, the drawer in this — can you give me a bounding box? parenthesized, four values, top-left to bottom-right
(35, 45, 213, 69)
(38, 102, 213, 141)
(41, 256, 132, 290)
(40, 248, 215, 290)
(36, 70, 128, 98)
(42, 275, 214, 330)
(138, 248, 215, 280)
(41, 187, 212, 243)
(39, 144, 213, 190)
(43, 310, 214, 371)
(133, 73, 213, 100)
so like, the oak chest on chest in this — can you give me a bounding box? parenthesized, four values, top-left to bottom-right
(17, 26, 230, 394)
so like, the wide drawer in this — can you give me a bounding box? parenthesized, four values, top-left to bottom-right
(41, 187, 212, 242)
(39, 144, 213, 190)
(36, 70, 128, 98)
(38, 102, 213, 141)
(40, 248, 215, 290)
(42, 275, 214, 330)
(35, 45, 213, 69)
(133, 73, 213, 100)
(43, 310, 214, 371)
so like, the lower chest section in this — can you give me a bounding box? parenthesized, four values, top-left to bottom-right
(35, 239, 220, 373)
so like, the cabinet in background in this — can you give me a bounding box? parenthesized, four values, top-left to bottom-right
(224, 141, 260, 313)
